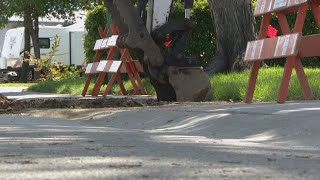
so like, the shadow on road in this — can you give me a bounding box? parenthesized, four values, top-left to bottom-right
(1, 102, 320, 179)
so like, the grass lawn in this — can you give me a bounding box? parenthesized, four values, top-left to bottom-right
(28, 77, 156, 96)
(27, 67, 320, 102)
(211, 67, 320, 102)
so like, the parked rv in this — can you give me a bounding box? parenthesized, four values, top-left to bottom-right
(0, 25, 86, 81)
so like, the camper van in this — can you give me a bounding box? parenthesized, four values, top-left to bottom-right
(0, 25, 86, 81)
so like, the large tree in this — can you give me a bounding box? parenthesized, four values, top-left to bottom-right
(205, 0, 256, 73)
(0, 0, 92, 82)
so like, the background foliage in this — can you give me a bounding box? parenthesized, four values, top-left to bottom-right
(83, 0, 320, 68)
(83, 5, 110, 63)
(26, 36, 80, 81)
(170, 0, 215, 67)
(84, 1, 215, 66)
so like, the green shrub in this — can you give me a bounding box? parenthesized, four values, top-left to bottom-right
(170, 0, 215, 67)
(25, 36, 80, 81)
(84, 5, 111, 63)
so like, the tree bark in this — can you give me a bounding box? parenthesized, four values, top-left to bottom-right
(205, 0, 256, 74)
(29, 17, 40, 59)
(20, 9, 32, 83)
(29, 17, 41, 80)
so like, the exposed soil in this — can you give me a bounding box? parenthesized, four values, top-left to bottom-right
(0, 95, 22, 114)
(0, 94, 166, 114)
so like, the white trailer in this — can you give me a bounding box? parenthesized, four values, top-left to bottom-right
(0, 25, 86, 81)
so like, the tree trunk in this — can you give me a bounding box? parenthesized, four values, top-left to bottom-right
(205, 0, 256, 74)
(29, 17, 40, 59)
(20, 9, 32, 83)
(29, 17, 41, 80)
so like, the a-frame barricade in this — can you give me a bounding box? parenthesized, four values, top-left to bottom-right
(244, 0, 320, 103)
(82, 24, 147, 97)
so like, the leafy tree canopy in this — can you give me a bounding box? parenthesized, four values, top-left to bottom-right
(0, 0, 93, 27)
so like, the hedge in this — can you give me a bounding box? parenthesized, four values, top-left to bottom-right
(83, 5, 111, 63)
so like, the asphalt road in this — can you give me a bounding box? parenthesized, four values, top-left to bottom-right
(1, 101, 320, 179)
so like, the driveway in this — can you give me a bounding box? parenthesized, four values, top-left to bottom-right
(1, 101, 320, 179)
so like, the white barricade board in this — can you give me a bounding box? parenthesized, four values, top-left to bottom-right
(93, 39, 103, 51)
(107, 35, 118, 47)
(85, 62, 100, 74)
(273, 0, 288, 10)
(287, 0, 308, 7)
(100, 38, 109, 49)
(254, 0, 308, 16)
(244, 33, 300, 61)
(96, 60, 122, 73)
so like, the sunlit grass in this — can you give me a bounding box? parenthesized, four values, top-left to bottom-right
(210, 67, 320, 102)
(27, 67, 320, 102)
(28, 76, 155, 96)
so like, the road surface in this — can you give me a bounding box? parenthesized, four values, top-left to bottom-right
(1, 101, 320, 179)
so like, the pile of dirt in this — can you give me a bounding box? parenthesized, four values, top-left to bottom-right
(19, 98, 165, 109)
(0, 94, 23, 114)
(0, 95, 166, 114)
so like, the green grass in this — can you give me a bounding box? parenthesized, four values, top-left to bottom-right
(211, 67, 320, 102)
(28, 77, 156, 96)
(28, 78, 93, 95)
(27, 67, 320, 102)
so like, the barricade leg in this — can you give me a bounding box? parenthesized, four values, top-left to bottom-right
(92, 72, 107, 96)
(103, 73, 119, 97)
(124, 61, 140, 95)
(119, 49, 140, 95)
(244, 14, 271, 103)
(295, 57, 313, 100)
(116, 75, 127, 95)
(245, 61, 261, 103)
(82, 75, 93, 96)
(278, 57, 295, 103)
(126, 55, 147, 94)
(276, 5, 312, 103)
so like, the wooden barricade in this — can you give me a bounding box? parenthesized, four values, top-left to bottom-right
(244, 0, 320, 103)
(82, 25, 147, 97)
